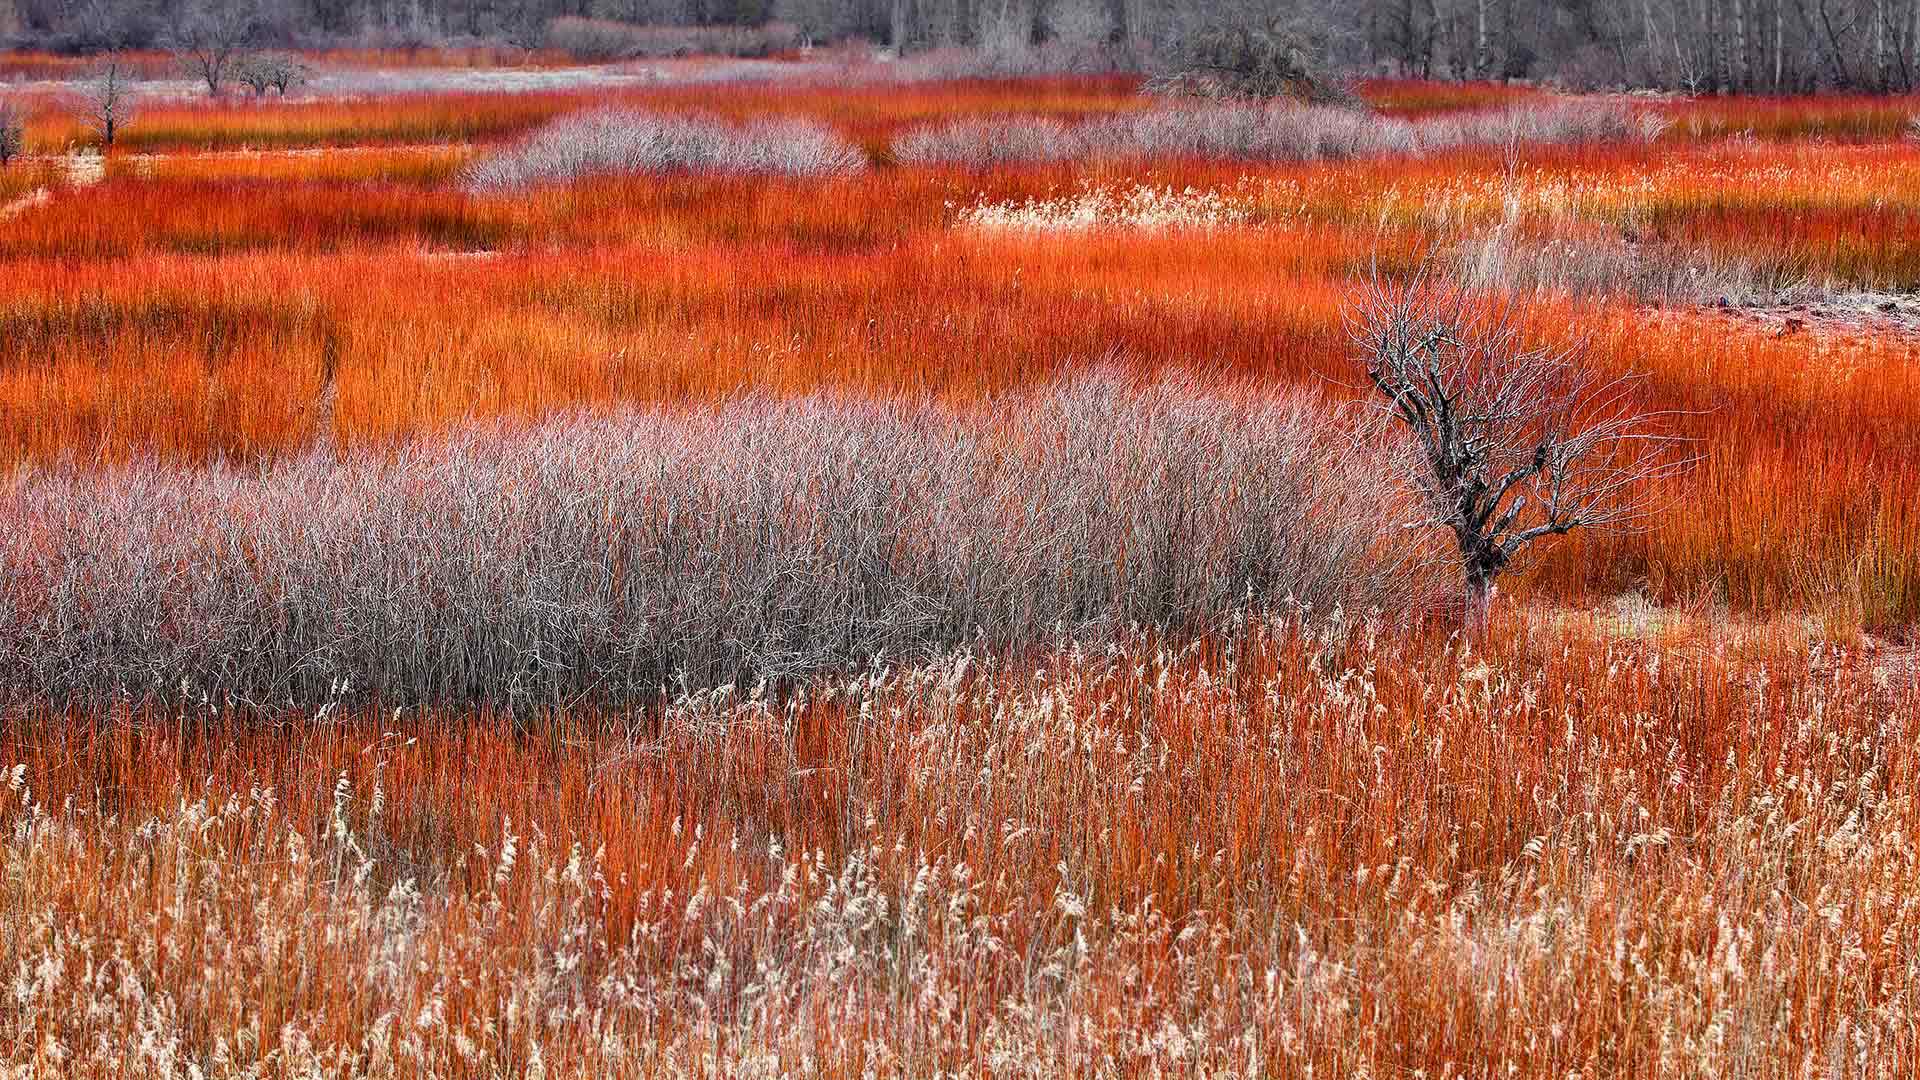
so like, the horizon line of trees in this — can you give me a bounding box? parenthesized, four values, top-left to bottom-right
(7, 0, 1920, 93)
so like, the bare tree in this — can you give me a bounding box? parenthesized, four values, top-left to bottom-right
(168, 0, 264, 97)
(1149, 13, 1362, 106)
(234, 51, 310, 96)
(1348, 271, 1691, 627)
(0, 101, 23, 167)
(76, 58, 137, 148)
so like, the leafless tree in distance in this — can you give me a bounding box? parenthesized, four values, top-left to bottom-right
(234, 51, 311, 96)
(77, 58, 137, 148)
(168, 0, 264, 96)
(1348, 269, 1693, 628)
(0, 101, 24, 167)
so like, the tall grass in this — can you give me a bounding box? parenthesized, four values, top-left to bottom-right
(14, 76, 1151, 154)
(0, 375, 1417, 708)
(3, 616, 1913, 1075)
(1, 80, 1918, 624)
(2, 73, 1919, 1076)
(1450, 220, 1815, 306)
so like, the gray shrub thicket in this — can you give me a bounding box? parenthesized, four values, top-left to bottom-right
(461, 107, 868, 190)
(465, 98, 1658, 189)
(0, 374, 1420, 710)
(891, 99, 1657, 168)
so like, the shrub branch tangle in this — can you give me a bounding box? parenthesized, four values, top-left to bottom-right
(0, 375, 1417, 709)
(1349, 275, 1692, 626)
(75, 58, 137, 148)
(892, 100, 1659, 168)
(0, 102, 22, 167)
(461, 107, 868, 191)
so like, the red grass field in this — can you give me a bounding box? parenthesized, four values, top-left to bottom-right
(3, 99, 1917, 623)
(2, 67, 1917, 1076)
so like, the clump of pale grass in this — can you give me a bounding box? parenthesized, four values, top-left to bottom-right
(1453, 220, 1816, 306)
(1418, 99, 1669, 148)
(1081, 101, 1419, 161)
(955, 183, 1251, 231)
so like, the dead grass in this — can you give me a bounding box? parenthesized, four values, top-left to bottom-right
(3, 614, 1915, 1076)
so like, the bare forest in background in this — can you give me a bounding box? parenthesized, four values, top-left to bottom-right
(8, 0, 1920, 93)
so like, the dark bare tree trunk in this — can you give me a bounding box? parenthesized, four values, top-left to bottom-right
(1465, 567, 1495, 631)
(1348, 272, 1692, 634)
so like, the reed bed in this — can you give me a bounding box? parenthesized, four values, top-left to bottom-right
(3, 145, 1918, 620)
(2, 616, 1914, 1076)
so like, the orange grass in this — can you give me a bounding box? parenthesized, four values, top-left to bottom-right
(13, 76, 1152, 154)
(101, 144, 473, 185)
(5, 75, 1920, 1075)
(4, 118, 1919, 620)
(1660, 91, 1920, 140)
(12, 74, 1602, 156)
(20, 90, 590, 153)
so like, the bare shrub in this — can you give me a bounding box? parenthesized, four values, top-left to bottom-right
(0, 102, 22, 167)
(891, 99, 1654, 169)
(73, 58, 137, 148)
(1453, 224, 1814, 307)
(0, 374, 1421, 709)
(233, 51, 310, 97)
(1349, 273, 1693, 626)
(1147, 17, 1360, 107)
(166, 0, 263, 97)
(461, 107, 867, 191)
(1419, 100, 1666, 149)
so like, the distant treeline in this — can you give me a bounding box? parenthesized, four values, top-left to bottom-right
(8, 0, 1920, 93)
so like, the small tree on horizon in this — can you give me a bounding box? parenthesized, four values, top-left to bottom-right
(77, 58, 137, 148)
(0, 101, 24, 167)
(1148, 14, 1361, 107)
(235, 51, 311, 96)
(1348, 271, 1692, 629)
(168, 0, 264, 96)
